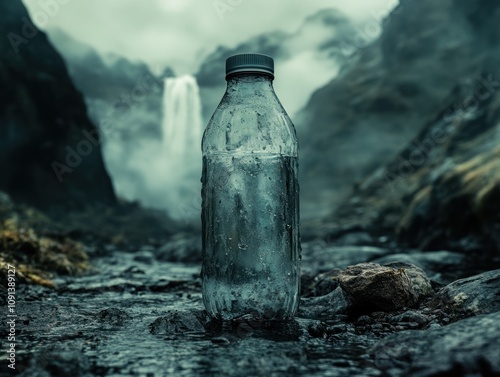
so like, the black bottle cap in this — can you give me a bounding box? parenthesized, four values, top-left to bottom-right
(225, 53, 274, 79)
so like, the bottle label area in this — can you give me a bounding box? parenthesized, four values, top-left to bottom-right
(201, 154, 301, 320)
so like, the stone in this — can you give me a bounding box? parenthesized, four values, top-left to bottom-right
(338, 263, 418, 312)
(97, 308, 130, 326)
(389, 310, 432, 326)
(370, 311, 500, 376)
(432, 269, 500, 321)
(301, 268, 341, 298)
(383, 261, 434, 301)
(149, 310, 207, 335)
(298, 287, 352, 319)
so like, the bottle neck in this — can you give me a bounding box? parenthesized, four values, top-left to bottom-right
(225, 73, 275, 98)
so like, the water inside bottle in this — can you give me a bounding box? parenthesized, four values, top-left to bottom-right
(202, 153, 300, 320)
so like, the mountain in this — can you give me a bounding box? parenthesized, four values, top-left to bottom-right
(46, 29, 178, 206)
(297, 0, 498, 218)
(0, 0, 115, 210)
(317, 0, 500, 254)
(47, 28, 173, 103)
(195, 8, 358, 125)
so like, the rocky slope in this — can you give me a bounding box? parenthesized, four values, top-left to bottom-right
(0, 0, 116, 211)
(298, 0, 500, 217)
(45, 28, 170, 142)
(45, 29, 177, 209)
(318, 0, 500, 255)
(47, 28, 172, 104)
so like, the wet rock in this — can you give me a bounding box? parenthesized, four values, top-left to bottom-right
(357, 315, 373, 325)
(307, 321, 351, 338)
(383, 262, 433, 301)
(326, 70, 500, 255)
(390, 310, 432, 326)
(299, 287, 352, 319)
(155, 235, 201, 263)
(301, 268, 342, 298)
(97, 308, 130, 325)
(432, 269, 500, 321)
(339, 263, 418, 312)
(149, 310, 208, 335)
(370, 311, 500, 376)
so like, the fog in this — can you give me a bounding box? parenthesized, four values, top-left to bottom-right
(22, 0, 397, 74)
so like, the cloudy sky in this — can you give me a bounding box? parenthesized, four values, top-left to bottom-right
(22, 0, 397, 74)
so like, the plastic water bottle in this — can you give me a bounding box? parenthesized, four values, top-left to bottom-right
(201, 53, 300, 320)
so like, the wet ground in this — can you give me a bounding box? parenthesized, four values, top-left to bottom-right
(3, 238, 499, 376)
(3, 243, 386, 377)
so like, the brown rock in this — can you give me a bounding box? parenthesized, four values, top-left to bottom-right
(339, 263, 418, 312)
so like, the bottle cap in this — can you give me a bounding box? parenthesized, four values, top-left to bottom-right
(225, 53, 274, 79)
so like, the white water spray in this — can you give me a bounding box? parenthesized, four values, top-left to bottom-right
(158, 75, 204, 221)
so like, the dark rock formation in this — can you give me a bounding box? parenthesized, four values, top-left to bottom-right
(149, 310, 208, 335)
(432, 269, 500, 321)
(97, 308, 131, 326)
(370, 311, 500, 376)
(316, 0, 500, 256)
(48, 28, 170, 103)
(0, 0, 116, 211)
(47, 29, 169, 141)
(302, 261, 432, 318)
(330, 82, 500, 256)
(299, 287, 351, 319)
(298, 0, 500, 217)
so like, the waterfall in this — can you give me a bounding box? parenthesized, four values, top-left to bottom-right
(162, 75, 203, 161)
(160, 75, 204, 221)
(97, 74, 204, 224)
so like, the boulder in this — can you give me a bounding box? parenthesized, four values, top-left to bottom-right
(338, 263, 419, 312)
(370, 311, 500, 376)
(432, 269, 500, 321)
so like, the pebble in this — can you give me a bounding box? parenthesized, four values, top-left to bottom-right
(211, 336, 231, 345)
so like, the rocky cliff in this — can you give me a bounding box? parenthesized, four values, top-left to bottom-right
(320, 0, 500, 254)
(0, 0, 116, 211)
(298, 0, 500, 217)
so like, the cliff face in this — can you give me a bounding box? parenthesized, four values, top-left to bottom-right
(323, 0, 500, 254)
(0, 0, 116, 210)
(298, 0, 500, 217)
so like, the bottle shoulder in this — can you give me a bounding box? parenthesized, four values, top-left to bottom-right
(203, 98, 298, 156)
